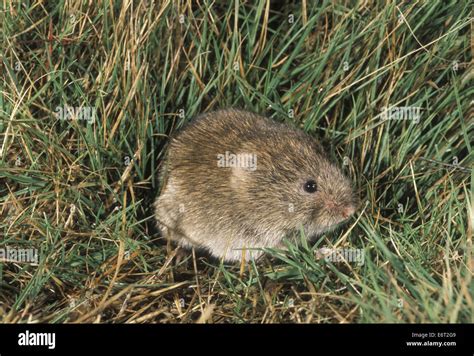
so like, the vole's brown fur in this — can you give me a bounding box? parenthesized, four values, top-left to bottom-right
(154, 109, 357, 262)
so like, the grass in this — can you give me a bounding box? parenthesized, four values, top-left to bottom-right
(0, 0, 472, 323)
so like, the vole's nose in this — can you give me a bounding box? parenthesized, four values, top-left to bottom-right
(341, 205, 355, 219)
(325, 200, 355, 219)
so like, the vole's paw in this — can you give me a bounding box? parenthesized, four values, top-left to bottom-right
(174, 247, 190, 266)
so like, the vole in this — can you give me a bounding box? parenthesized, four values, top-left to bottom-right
(154, 109, 357, 262)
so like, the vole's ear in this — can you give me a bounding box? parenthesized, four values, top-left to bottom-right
(227, 151, 258, 189)
(311, 138, 326, 155)
(230, 166, 248, 190)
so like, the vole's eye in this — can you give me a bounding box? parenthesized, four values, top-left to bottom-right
(303, 180, 317, 193)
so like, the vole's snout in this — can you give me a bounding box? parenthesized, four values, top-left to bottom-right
(341, 205, 355, 219)
(325, 200, 355, 220)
